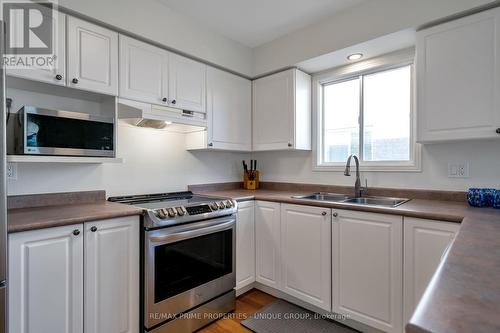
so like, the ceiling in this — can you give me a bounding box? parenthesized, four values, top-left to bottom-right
(157, 0, 367, 48)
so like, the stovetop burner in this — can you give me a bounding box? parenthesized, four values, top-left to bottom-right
(108, 191, 237, 229)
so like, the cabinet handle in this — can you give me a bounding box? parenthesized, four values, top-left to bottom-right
(72, 78, 78, 84)
(321, 211, 327, 216)
(332, 212, 338, 217)
(171, 99, 176, 105)
(72, 229, 80, 236)
(496, 128, 500, 134)
(162, 97, 168, 103)
(55, 74, 63, 81)
(90, 226, 97, 232)
(208, 143, 213, 147)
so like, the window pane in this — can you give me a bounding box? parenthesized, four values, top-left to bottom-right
(323, 78, 360, 163)
(363, 66, 411, 161)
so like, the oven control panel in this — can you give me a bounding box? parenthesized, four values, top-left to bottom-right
(186, 205, 212, 215)
(153, 200, 235, 219)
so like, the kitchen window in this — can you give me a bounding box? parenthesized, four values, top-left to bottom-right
(314, 54, 420, 171)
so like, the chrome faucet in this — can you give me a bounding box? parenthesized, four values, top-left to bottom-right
(344, 154, 365, 198)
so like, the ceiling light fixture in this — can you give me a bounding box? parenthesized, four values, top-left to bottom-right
(347, 53, 363, 61)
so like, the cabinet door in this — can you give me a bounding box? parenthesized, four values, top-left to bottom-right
(417, 7, 500, 142)
(253, 70, 294, 151)
(236, 201, 255, 290)
(255, 201, 281, 289)
(281, 204, 331, 310)
(119, 35, 169, 105)
(6, 12, 66, 85)
(169, 53, 206, 112)
(332, 210, 402, 333)
(9, 224, 84, 333)
(403, 217, 459, 324)
(85, 217, 139, 333)
(207, 67, 251, 151)
(67, 16, 118, 95)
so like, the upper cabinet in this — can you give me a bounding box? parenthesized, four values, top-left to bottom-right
(119, 36, 207, 113)
(252, 69, 311, 151)
(6, 12, 67, 86)
(205, 67, 251, 151)
(6, 14, 118, 96)
(67, 17, 118, 95)
(119, 35, 169, 105)
(417, 7, 500, 143)
(169, 53, 206, 113)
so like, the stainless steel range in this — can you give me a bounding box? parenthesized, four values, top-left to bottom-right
(108, 191, 237, 333)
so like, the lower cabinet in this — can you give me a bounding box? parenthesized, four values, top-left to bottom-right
(9, 224, 84, 333)
(8, 216, 140, 333)
(255, 201, 281, 289)
(332, 209, 403, 333)
(244, 201, 462, 333)
(403, 217, 459, 324)
(281, 204, 331, 311)
(236, 201, 255, 290)
(84, 217, 140, 333)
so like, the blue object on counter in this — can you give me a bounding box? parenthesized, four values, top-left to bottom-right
(493, 190, 500, 209)
(468, 188, 488, 207)
(483, 188, 496, 206)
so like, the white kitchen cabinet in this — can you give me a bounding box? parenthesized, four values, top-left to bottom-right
(236, 201, 255, 290)
(119, 35, 169, 105)
(255, 201, 281, 289)
(204, 67, 251, 151)
(169, 53, 206, 113)
(252, 69, 311, 151)
(9, 224, 84, 333)
(281, 204, 331, 310)
(6, 12, 66, 86)
(332, 209, 403, 333)
(8, 217, 140, 333)
(417, 7, 500, 142)
(403, 217, 459, 324)
(67, 16, 118, 95)
(84, 217, 139, 333)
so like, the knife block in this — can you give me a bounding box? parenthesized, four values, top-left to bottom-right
(243, 171, 260, 190)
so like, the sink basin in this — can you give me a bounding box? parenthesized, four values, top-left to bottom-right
(343, 196, 409, 208)
(293, 192, 350, 202)
(293, 193, 410, 208)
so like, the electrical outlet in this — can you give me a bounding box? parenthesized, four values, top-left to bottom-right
(448, 162, 469, 178)
(7, 162, 17, 180)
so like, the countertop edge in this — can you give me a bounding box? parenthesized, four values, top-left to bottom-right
(8, 202, 144, 233)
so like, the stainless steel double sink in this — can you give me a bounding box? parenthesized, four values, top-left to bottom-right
(292, 192, 410, 208)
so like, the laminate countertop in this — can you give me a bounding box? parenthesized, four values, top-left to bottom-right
(196, 188, 500, 333)
(8, 201, 143, 233)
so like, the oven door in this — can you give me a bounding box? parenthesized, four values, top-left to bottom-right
(145, 216, 236, 329)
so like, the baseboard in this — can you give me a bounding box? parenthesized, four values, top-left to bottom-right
(235, 282, 256, 297)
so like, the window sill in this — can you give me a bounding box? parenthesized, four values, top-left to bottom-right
(313, 163, 422, 173)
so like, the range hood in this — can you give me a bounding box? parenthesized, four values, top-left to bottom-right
(117, 98, 207, 133)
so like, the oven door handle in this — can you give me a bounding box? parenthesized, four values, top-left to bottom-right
(148, 218, 235, 244)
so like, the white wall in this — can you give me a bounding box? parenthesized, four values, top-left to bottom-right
(253, 0, 498, 75)
(7, 124, 248, 196)
(254, 140, 500, 191)
(58, 0, 253, 76)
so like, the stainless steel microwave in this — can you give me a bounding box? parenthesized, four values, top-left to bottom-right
(14, 106, 115, 157)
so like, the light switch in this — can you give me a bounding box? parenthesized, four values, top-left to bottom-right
(7, 162, 17, 180)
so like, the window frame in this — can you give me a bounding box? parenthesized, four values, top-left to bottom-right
(312, 49, 421, 172)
